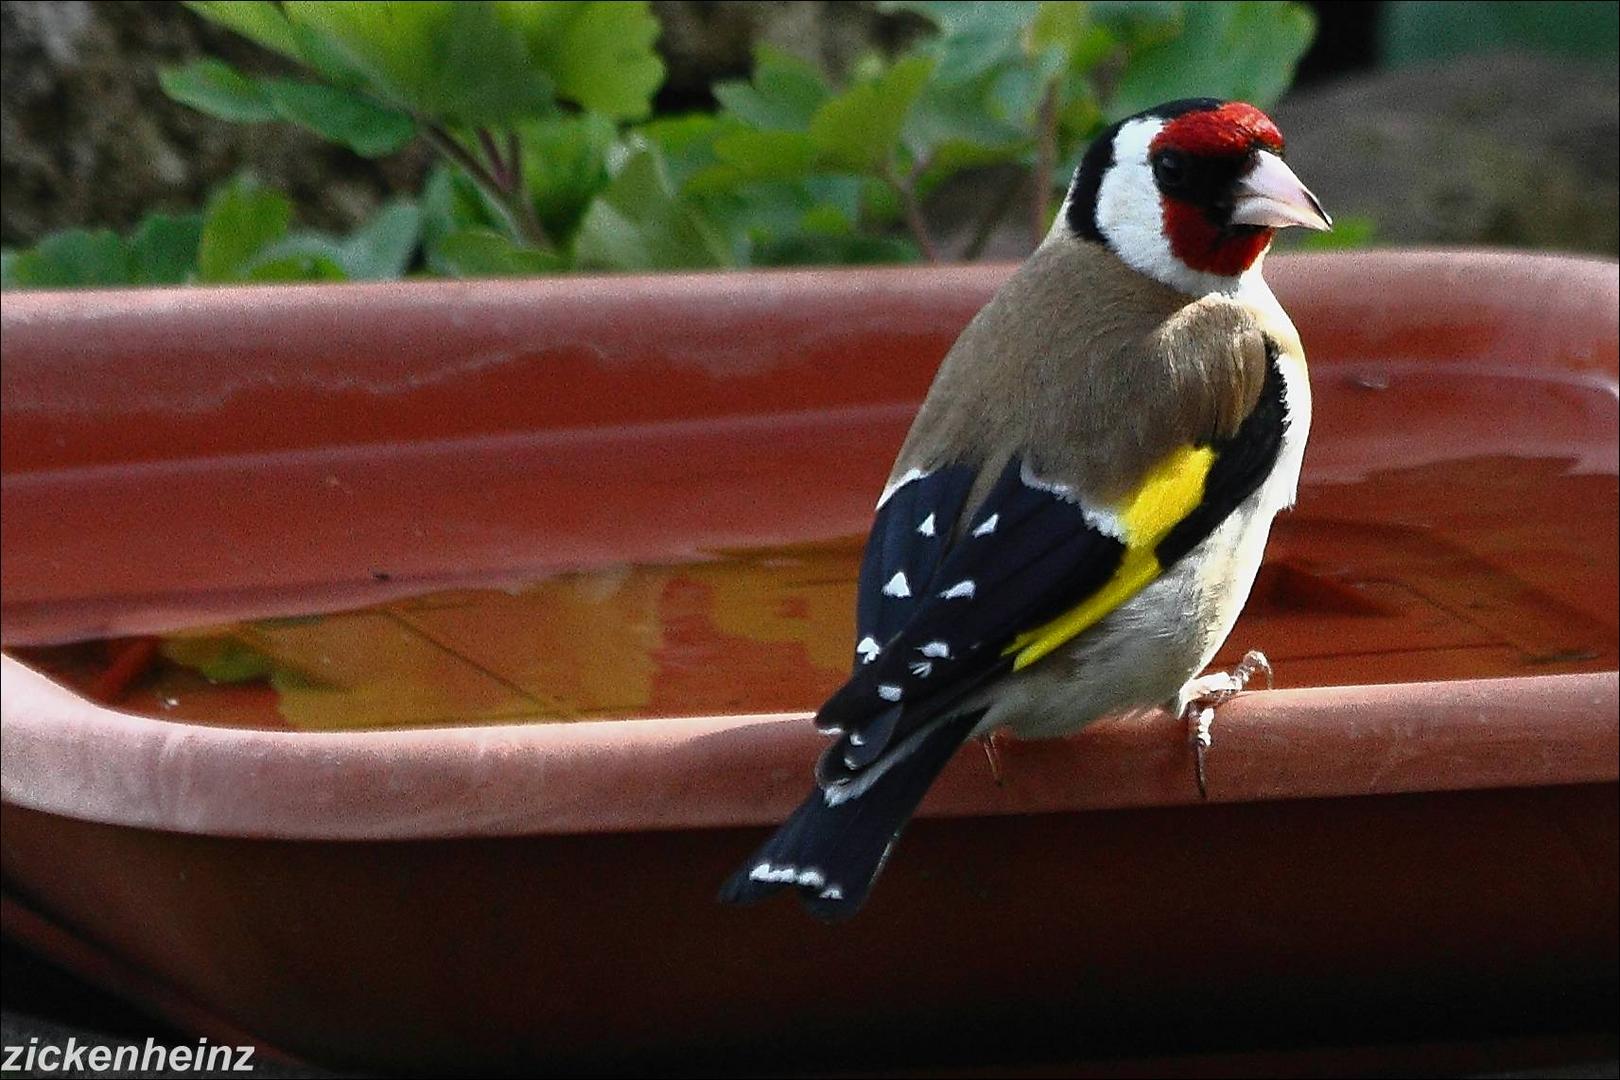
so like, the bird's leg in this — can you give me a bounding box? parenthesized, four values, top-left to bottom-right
(1176, 650, 1272, 799)
(978, 730, 1009, 787)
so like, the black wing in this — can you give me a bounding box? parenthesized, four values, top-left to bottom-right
(818, 454, 1126, 783)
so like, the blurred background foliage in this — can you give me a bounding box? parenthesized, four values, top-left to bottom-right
(2, 0, 1615, 289)
(1381, 0, 1618, 65)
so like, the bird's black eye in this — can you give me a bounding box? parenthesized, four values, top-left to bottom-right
(1152, 150, 1186, 191)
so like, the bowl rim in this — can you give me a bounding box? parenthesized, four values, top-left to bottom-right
(3, 655, 1616, 839)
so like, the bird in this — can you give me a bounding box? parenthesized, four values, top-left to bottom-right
(719, 98, 1331, 921)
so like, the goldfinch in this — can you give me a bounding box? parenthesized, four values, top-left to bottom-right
(720, 99, 1331, 920)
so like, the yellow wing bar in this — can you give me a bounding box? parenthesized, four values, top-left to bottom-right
(1004, 444, 1216, 670)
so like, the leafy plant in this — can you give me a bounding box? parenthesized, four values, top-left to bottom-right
(2, 174, 420, 288)
(4, 1, 1325, 289)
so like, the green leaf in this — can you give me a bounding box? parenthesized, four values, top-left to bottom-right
(1091, 1, 1185, 47)
(129, 213, 205, 284)
(197, 176, 293, 282)
(1110, 2, 1315, 117)
(883, 1, 1037, 83)
(508, 1, 665, 120)
(183, 1, 303, 60)
(1055, 70, 1105, 140)
(703, 175, 863, 252)
(159, 59, 276, 122)
(239, 202, 421, 281)
(903, 75, 1030, 164)
(573, 147, 732, 271)
(242, 251, 350, 282)
(693, 127, 821, 191)
(1069, 22, 1121, 71)
(638, 113, 726, 190)
(518, 113, 616, 244)
(282, 18, 378, 86)
(712, 45, 829, 131)
(809, 55, 936, 173)
(190, 0, 367, 85)
(859, 176, 903, 225)
(338, 201, 422, 278)
(281, 1, 555, 125)
(262, 80, 416, 156)
(1028, 1, 1084, 57)
(1, 230, 132, 288)
(420, 164, 503, 257)
(430, 227, 563, 277)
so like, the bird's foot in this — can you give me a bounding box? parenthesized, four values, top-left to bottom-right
(978, 730, 1010, 787)
(1177, 650, 1272, 800)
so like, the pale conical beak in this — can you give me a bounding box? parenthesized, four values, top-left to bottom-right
(1231, 150, 1332, 231)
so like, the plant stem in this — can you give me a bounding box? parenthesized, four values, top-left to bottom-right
(477, 128, 511, 189)
(420, 122, 553, 253)
(505, 131, 524, 189)
(504, 129, 548, 247)
(885, 159, 940, 264)
(422, 124, 501, 195)
(1031, 79, 1059, 245)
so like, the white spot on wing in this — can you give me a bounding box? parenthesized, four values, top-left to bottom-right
(856, 636, 881, 663)
(748, 863, 828, 889)
(939, 580, 976, 600)
(971, 513, 999, 537)
(882, 571, 911, 598)
(877, 467, 930, 509)
(849, 731, 865, 746)
(877, 683, 903, 701)
(917, 512, 937, 537)
(909, 660, 933, 678)
(919, 640, 951, 658)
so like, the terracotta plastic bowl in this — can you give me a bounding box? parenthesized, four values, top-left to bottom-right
(2, 251, 1616, 1073)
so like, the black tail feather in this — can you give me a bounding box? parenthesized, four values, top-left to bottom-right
(718, 711, 982, 921)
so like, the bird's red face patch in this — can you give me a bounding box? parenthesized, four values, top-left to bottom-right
(1148, 103, 1286, 278)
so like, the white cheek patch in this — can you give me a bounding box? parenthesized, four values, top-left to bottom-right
(1095, 119, 1173, 276)
(1094, 117, 1247, 297)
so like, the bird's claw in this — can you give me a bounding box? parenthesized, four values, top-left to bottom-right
(1179, 650, 1271, 799)
(978, 731, 1008, 787)
(1232, 649, 1274, 693)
